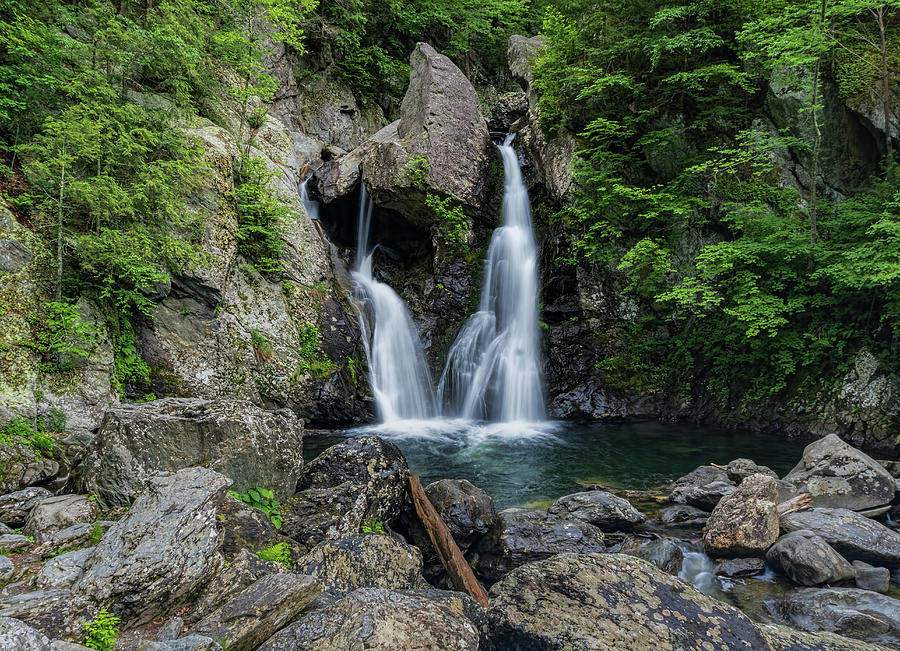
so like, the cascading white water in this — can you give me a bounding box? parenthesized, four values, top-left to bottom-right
(438, 134, 545, 422)
(350, 184, 437, 422)
(299, 176, 320, 221)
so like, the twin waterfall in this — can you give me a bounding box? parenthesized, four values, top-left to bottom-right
(349, 135, 544, 425)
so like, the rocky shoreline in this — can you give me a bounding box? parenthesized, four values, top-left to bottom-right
(0, 401, 897, 650)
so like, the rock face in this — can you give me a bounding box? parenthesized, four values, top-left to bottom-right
(24, 496, 99, 544)
(469, 508, 605, 583)
(361, 43, 493, 226)
(74, 468, 230, 622)
(777, 588, 900, 645)
(79, 398, 302, 507)
(784, 434, 895, 511)
(0, 617, 52, 650)
(0, 487, 51, 527)
(766, 530, 856, 586)
(258, 588, 480, 651)
(548, 490, 646, 531)
(487, 553, 773, 650)
(669, 465, 736, 511)
(702, 473, 780, 557)
(781, 508, 900, 566)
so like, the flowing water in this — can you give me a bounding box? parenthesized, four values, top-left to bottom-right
(299, 176, 320, 221)
(350, 185, 437, 422)
(438, 134, 544, 422)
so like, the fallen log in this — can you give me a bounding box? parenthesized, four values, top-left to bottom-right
(408, 474, 489, 607)
(777, 493, 812, 517)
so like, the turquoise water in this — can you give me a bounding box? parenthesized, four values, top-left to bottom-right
(303, 419, 811, 508)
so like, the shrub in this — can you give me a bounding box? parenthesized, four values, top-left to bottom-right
(257, 541, 292, 568)
(230, 486, 283, 529)
(249, 106, 268, 129)
(83, 609, 120, 651)
(45, 407, 66, 433)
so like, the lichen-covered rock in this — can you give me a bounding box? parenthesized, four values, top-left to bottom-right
(293, 534, 425, 597)
(133, 635, 221, 651)
(702, 473, 780, 557)
(781, 507, 900, 567)
(758, 623, 883, 650)
(669, 465, 736, 511)
(424, 479, 496, 549)
(74, 468, 231, 622)
(0, 441, 59, 496)
(0, 590, 97, 641)
(217, 494, 281, 557)
(726, 458, 778, 484)
(79, 398, 302, 507)
(361, 42, 493, 226)
(32, 523, 96, 559)
(0, 555, 14, 583)
(625, 538, 684, 575)
(191, 573, 320, 651)
(0, 617, 52, 651)
(487, 552, 773, 650)
(766, 530, 856, 586)
(548, 490, 646, 532)
(186, 548, 284, 624)
(24, 495, 98, 544)
(258, 588, 480, 651)
(469, 508, 604, 584)
(784, 434, 895, 511)
(0, 487, 51, 526)
(0, 533, 32, 553)
(777, 588, 900, 645)
(36, 548, 93, 590)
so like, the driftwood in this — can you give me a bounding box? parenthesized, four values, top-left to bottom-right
(408, 474, 489, 608)
(777, 492, 812, 517)
(710, 462, 729, 471)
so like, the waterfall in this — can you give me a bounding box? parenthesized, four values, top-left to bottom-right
(350, 184, 437, 422)
(438, 134, 545, 422)
(299, 176, 320, 221)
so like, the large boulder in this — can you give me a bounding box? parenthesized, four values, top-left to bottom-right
(36, 548, 93, 591)
(625, 538, 684, 575)
(776, 588, 900, 645)
(669, 465, 736, 511)
(784, 434, 895, 511)
(258, 588, 480, 651)
(0, 590, 97, 641)
(283, 436, 408, 551)
(781, 508, 900, 567)
(487, 553, 773, 649)
(24, 496, 98, 544)
(0, 441, 59, 495)
(548, 490, 646, 532)
(726, 458, 778, 484)
(73, 468, 231, 623)
(758, 623, 885, 650)
(79, 398, 303, 507)
(766, 530, 856, 586)
(424, 479, 496, 550)
(361, 43, 493, 226)
(469, 508, 604, 584)
(702, 473, 780, 557)
(0, 617, 52, 651)
(292, 535, 425, 597)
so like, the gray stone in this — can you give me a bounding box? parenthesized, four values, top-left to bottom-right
(548, 490, 646, 532)
(781, 508, 900, 567)
(0, 590, 97, 641)
(74, 468, 231, 623)
(35, 548, 92, 590)
(487, 553, 772, 650)
(0, 534, 32, 553)
(784, 434, 895, 511)
(703, 474, 780, 557)
(469, 508, 604, 584)
(186, 548, 284, 624)
(0, 442, 59, 495)
(293, 534, 424, 597)
(79, 398, 302, 507)
(0, 487, 52, 526)
(24, 495, 98, 544)
(625, 538, 684, 574)
(0, 555, 14, 583)
(716, 557, 767, 577)
(424, 479, 496, 549)
(767, 530, 856, 586)
(258, 588, 480, 651)
(726, 458, 779, 484)
(218, 494, 280, 557)
(659, 504, 709, 527)
(852, 560, 890, 594)
(155, 616, 184, 642)
(0, 239, 32, 273)
(758, 623, 884, 650)
(669, 465, 736, 511)
(191, 573, 320, 651)
(777, 587, 900, 645)
(134, 636, 221, 651)
(0, 616, 51, 651)
(33, 523, 95, 559)
(50, 642, 93, 651)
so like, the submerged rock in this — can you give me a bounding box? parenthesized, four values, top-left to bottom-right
(548, 490, 646, 532)
(669, 465, 736, 511)
(702, 474, 780, 557)
(766, 530, 856, 586)
(781, 507, 900, 566)
(784, 434, 895, 511)
(777, 588, 900, 645)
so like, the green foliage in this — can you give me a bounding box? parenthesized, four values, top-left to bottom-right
(256, 541, 292, 568)
(44, 407, 66, 433)
(403, 156, 429, 186)
(425, 193, 468, 251)
(233, 155, 289, 276)
(294, 322, 334, 379)
(361, 520, 385, 534)
(250, 328, 274, 363)
(0, 417, 56, 456)
(248, 106, 268, 129)
(230, 486, 283, 529)
(111, 316, 149, 395)
(22, 301, 97, 373)
(88, 520, 104, 546)
(83, 608, 119, 651)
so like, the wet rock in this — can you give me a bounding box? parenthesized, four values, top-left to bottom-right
(293, 534, 424, 597)
(781, 507, 900, 566)
(24, 495, 98, 544)
(703, 474, 780, 557)
(659, 504, 709, 527)
(362, 43, 492, 226)
(186, 548, 284, 624)
(758, 623, 884, 650)
(777, 588, 900, 644)
(284, 436, 408, 550)
(766, 530, 856, 586)
(485, 91, 528, 133)
(0, 555, 14, 583)
(0, 590, 97, 640)
(469, 508, 604, 584)
(784, 434, 895, 511)
(191, 573, 320, 651)
(625, 538, 684, 574)
(726, 458, 778, 484)
(258, 588, 480, 651)
(0, 534, 32, 553)
(487, 552, 772, 650)
(0, 487, 52, 526)
(74, 468, 231, 623)
(852, 560, 890, 594)
(79, 399, 302, 507)
(548, 490, 646, 532)
(0, 617, 51, 650)
(424, 479, 496, 550)
(669, 465, 736, 511)
(36, 548, 92, 590)
(716, 557, 766, 577)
